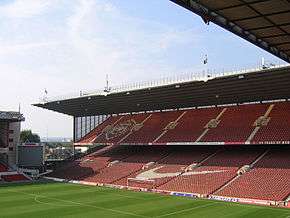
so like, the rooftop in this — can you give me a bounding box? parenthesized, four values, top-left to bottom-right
(34, 64, 290, 117)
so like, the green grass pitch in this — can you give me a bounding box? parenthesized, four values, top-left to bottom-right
(0, 182, 289, 218)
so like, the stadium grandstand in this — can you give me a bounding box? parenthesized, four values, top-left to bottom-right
(1, 0, 289, 216)
(31, 0, 290, 211)
(34, 63, 290, 208)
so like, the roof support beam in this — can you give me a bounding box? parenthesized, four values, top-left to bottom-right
(271, 42, 290, 46)
(237, 0, 289, 37)
(246, 22, 290, 31)
(215, 0, 272, 12)
(260, 33, 290, 39)
(232, 10, 290, 22)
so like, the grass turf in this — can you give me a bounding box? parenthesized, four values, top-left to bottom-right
(0, 182, 289, 218)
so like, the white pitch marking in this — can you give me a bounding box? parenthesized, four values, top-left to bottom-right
(34, 196, 77, 207)
(155, 202, 219, 218)
(8, 189, 149, 218)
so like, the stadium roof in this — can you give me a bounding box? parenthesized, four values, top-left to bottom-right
(170, 0, 290, 63)
(0, 111, 25, 122)
(34, 65, 290, 117)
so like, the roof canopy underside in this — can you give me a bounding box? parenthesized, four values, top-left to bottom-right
(170, 0, 290, 63)
(34, 66, 290, 117)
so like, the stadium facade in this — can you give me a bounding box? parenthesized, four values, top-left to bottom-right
(0, 111, 31, 183)
(0, 111, 24, 165)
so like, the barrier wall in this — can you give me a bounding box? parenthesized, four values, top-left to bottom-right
(43, 177, 288, 208)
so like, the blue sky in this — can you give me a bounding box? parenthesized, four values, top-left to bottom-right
(0, 0, 285, 138)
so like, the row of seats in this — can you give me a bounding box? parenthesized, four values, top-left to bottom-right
(0, 163, 8, 172)
(115, 147, 215, 187)
(201, 104, 267, 142)
(158, 148, 263, 195)
(79, 116, 121, 144)
(0, 163, 29, 183)
(51, 146, 135, 180)
(217, 148, 290, 201)
(253, 103, 290, 142)
(49, 145, 290, 201)
(77, 102, 290, 145)
(1, 174, 28, 182)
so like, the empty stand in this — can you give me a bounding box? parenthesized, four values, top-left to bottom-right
(95, 113, 150, 144)
(217, 148, 290, 201)
(201, 104, 268, 143)
(253, 102, 290, 143)
(158, 147, 264, 195)
(0, 163, 7, 172)
(115, 147, 215, 188)
(50, 145, 290, 202)
(157, 107, 222, 143)
(123, 111, 182, 144)
(77, 116, 122, 144)
(76, 102, 290, 145)
(50, 145, 134, 180)
(83, 146, 168, 184)
(1, 174, 28, 182)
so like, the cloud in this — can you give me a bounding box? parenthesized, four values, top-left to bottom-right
(0, 0, 54, 18)
(0, 0, 202, 137)
(66, 0, 199, 84)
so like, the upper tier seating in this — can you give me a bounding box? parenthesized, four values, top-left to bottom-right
(76, 102, 290, 145)
(216, 148, 290, 201)
(77, 116, 122, 144)
(95, 113, 149, 144)
(123, 111, 183, 144)
(253, 102, 290, 143)
(201, 104, 267, 143)
(157, 107, 222, 143)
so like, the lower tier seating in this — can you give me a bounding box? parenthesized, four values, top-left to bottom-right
(0, 163, 8, 172)
(216, 148, 290, 201)
(114, 147, 216, 187)
(48, 145, 290, 202)
(82, 146, 169, 184)
(158, 147, 264, 195)
(1, 174, 28, 182)
(50, 146, 135, 180)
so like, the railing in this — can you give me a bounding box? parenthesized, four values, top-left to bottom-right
(39, 62, 289, 104)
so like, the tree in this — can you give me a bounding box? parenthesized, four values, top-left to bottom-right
(20, 130, 41, 143)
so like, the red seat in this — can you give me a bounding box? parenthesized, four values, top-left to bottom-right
(253, 102, 290, 143)
(2, 174, 28, 182)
